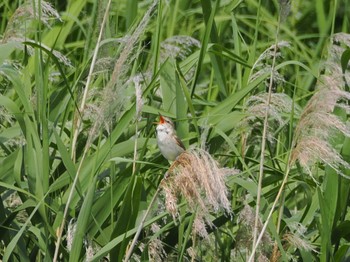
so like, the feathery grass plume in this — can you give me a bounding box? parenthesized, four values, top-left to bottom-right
(333, 32, 350, 46)
(134, 76, 144, 121)
(66, 219, 102, 261)
(289, 50, 350, 179)
(248, 41, 290, 84)
(0, 136, 26, 157)
(246, 93, 298, 126)
(3, 0, 61, 42)
(92, 36, 134, 75)
(271, 221, 318, 261)
(160, 35, 201, 61)
(145, 217, 167, 260)
(92, 57, 115, 75)
(2, 192, 28, 223)
(290, 86, 350, 179)
(279, 0, 291, 23)
(234, 203, 272, 259)
(87, 0, 158, 139)
(148, 224, 167, 262)
(83, 238, 101, 262)
(66, 219, 77, 252)
(24, 39, 72, 67)
(284, 222, 318, 253)
(160, 148, 238, 237)
(148, 238, 167, 261)
(1, 1, 71, 67)
(74, 0, 155, 150)
(143, 35, 200, 84)
(249, 9, 288, 254)
(0, 105, 27, 157)
(331, 33, 350, 62)
(283, 233, 317, 260)
(239, 93, 299, 156)
(128, 242, 145, 262)
(187, 247, 196, 261)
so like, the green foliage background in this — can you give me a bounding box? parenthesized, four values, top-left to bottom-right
(0, 0, 350, 261)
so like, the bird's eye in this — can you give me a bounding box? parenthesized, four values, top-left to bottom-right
(166, 120, 174, 127)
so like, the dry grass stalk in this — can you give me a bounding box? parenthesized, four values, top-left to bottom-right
(124, 186, 162, 261)
(251, 40, 280, 259)
(250, 3, 291, 259)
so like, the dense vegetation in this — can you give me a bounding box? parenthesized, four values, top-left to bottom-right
(1, 0, 350, 261)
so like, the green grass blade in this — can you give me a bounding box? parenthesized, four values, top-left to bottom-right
(200, 0, 227, 97)
(318, 168, 339, 262)
(69, 176, 97, 261)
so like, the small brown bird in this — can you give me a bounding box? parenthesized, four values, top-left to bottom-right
(155, 114, 185, 161)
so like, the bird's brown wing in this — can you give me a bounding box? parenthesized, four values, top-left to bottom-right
(176, 136, 186, 150)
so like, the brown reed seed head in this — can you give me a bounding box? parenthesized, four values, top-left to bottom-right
(160, 148, 237, 238)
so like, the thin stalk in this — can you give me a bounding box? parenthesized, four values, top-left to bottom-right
(56, 70, 121, 259)
(132, 123, 139, 174)
(276, 192, 285, 236)
(272, 191, 285, 258)
(251, 22, 281, 262)
(132, 78, 142, 174)
(54, 3, 112, 260)
(248, 166, 290, 262)
(54, 110, 104, 261)
(53, 142, 91, 262)
(124, 185, 162, 261)
(71, 0, 112, 161)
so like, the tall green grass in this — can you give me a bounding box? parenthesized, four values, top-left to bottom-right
(0, 0, 350, 261)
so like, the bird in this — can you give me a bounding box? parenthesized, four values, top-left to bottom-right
(155, 113, 186, 161)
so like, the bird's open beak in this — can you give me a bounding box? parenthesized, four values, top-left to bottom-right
(153, 113, 165, 125)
